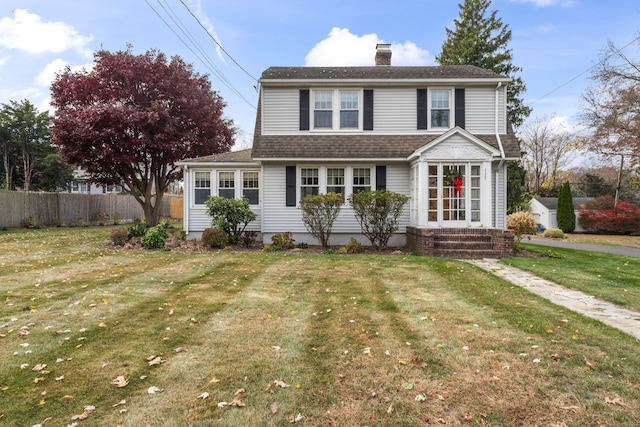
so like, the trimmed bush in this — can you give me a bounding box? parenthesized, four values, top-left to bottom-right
(271, 232, 295, 249)
(127, 218, 147, 238)
(344, 237, 364, 254)
(141, 222, 169, 249)
(543, 228, 564, 239)
(110, 228, 129, 246)
(299, 193, 344, 248)
(201, 227, 227, 248)
(241, 231, 258, 248)
(348, 190, 409, 251)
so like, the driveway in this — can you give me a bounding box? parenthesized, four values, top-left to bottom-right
(523, 236, 640, 258)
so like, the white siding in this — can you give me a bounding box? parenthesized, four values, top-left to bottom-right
(373, 88, 417, 132)
(465, 87, 495, 134)
(497, 86, 507, 133)
(261, 163, 410, 245)
(492, 164, 507, 229)
(261, 88, 299, 134)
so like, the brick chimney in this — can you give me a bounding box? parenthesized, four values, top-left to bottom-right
(375, 43, 392, 66)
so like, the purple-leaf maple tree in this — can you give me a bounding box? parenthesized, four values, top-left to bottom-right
(50, 48, 236, 226)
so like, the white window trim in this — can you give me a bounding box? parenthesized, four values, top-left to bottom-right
(428, 87, 454, 130)
(241, 170, 261, 205)
(193, 170, 212, 206)
(310, 89, 363, 132)
(296, 165, 375, 204)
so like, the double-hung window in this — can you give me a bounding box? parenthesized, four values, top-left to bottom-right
(218, 171, 235, 199)
(194, 171, 211, 204)
(242, 171, 259, 205)
(340, 91, 358, 128)
(314, 91, 333, 129)
(326, 168, 345, 201)
(430, 90, 450, 128)
(352, 168, 371, 193)
(300, 168, 319, 198)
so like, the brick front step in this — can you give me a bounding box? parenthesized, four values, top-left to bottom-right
(406, 227, 515, 259)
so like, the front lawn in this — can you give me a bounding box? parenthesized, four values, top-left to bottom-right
(504, 243, 640, 312)
(1, 227, 639, 426)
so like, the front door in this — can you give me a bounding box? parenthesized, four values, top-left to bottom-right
(427, 163, 481, 227)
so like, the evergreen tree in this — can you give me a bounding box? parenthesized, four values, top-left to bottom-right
(437, 0, 531, 127)
(556, 181, 575, 233)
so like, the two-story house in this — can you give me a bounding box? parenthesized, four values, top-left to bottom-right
(178, 44, 520, 257)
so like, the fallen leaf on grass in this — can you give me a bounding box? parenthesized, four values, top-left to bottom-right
(411, 357, 427, 368)
(401, 382, 413, 390)
(32, 364, 47, 372)
(289, 413, 304, 423)
(387, 404, 394, 414)
(415, 394, 426, 402)
(210, 377, 220, 383)
(229, 395, 245, 407)
(197, 392, 209, 399)
(147, 356, 164, 366)
(112, 400, 126, 407)
(217, 402, 229, 407)
(147, 386, 164, 394)
(71, 405, 95, 421)
(111, 376, 128, 388)
(605, 396, 626, 407)
(271, 402, 278, 414)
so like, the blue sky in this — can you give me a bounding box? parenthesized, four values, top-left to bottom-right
(1, 0, 639, 150)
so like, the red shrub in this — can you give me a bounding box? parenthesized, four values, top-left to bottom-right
(579, 196, 640, 234)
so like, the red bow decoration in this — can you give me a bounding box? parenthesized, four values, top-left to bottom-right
(453, 178, 463, 197)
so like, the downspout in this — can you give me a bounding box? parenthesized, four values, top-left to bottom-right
(495, 82, 506, 167)
(495, 82, 506, 228)
(182, 165, 189, 235)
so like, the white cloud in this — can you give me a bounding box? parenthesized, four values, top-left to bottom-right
(35, 59, 93, 87)
(0, 9, 93, 56)
(186, 0, 225, 63)
(305, 28, 431, 66)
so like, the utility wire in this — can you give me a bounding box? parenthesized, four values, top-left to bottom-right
(144, 0, 256, 108)
(179, 0, 259, 83)
(527, 34, 640, 107)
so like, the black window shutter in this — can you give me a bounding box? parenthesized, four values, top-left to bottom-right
(455, 88, 465, 129)
(417, 89, 427, 129)
(285, 166, 296, 206)
(363, 89, 374, 130)
(299, 89, 309, 131)
(376, 165, 386, 191)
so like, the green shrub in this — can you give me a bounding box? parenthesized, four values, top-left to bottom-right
(296, 242, 309, 249)
(271, 232, 295, 249)
(113, 212, 121, 225)
(201, 227, 227, 248)
(205, 196, 257, 244)
(54, 219, 64, 227)
(557, 182, 575, 233)
(75, 218, 86, 227)
(344, 237, 364, 254)
(543, 228, 564, 239)
(127, 218, 147, 238)
(110, 228, 129, 246)
(348, 190, 409, 251)
(300, 193, 344, 248)
(141, 222, 169, 249)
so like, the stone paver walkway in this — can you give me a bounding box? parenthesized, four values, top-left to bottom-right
(467, 258, 640, 340)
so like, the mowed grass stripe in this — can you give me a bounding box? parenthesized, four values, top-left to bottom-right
(1, 253, 277, 425)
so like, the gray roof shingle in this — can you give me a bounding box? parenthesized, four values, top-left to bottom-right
(260, 65, 510, 81)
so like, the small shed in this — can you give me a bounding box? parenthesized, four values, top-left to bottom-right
(529, 197, 593, 233)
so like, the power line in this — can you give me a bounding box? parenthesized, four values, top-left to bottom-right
(179, 0, 259, 83)
(527, 34, 640, 107)
(143, 0, 256, 109)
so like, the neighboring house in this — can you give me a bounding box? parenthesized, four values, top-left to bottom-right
(529, 197, 593, 233)
(68, 166, 122, 194)
(178, 44, 520, 257)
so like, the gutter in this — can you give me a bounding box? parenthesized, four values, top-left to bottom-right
(495, 82, 506, 167)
